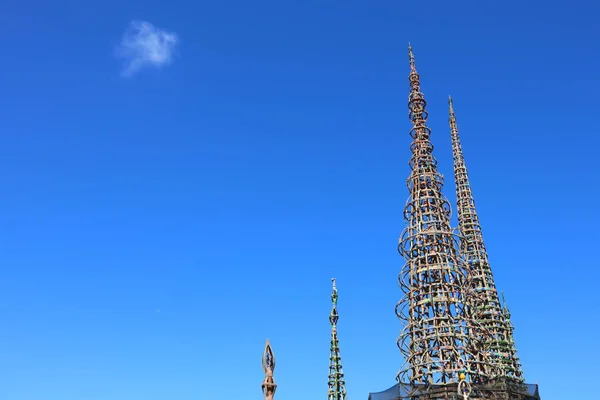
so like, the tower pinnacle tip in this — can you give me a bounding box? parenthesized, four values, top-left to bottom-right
(408, 43, 416, 72)
(449, 95, 454, 113)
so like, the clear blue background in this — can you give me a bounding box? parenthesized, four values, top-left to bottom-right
(0, 1, 597, 399)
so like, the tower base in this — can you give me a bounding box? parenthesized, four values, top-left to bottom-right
(368, 379, 541, 400)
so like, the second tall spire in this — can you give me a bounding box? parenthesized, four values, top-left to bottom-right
(448, 96, 524, 382)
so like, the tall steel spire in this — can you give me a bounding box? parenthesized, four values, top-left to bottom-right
(396, 44, 493, 387)
(328, 278, 347, 400)
(261, 340, 277, 400)
(448, 96, 524, 382)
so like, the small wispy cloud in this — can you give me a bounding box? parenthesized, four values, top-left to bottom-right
(116, 20, 179, 77)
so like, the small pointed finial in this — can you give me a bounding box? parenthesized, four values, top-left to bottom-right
(330, 278, 339, 326)
(262, 340, 275, 374)
(448, 95, 455, 114)
(408, 42, 416, 72)
(261, 340, 277, 400)
(331, 278, 338, 305)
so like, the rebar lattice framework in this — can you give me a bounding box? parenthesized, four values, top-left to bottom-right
(395, 44, 494, 388)
(262, 340, 277, 400)
(328, 278, 347, 400)
(501, 293, 523, 380)
(448, 97, 524, 382)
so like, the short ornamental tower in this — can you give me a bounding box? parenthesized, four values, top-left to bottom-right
(328, 278, 347, 400)
(261, 340, 277, 400)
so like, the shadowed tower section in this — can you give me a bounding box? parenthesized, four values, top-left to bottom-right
(503, 292, 524, 381)
(395, 44, 493, 387)
(261, 340, 277, 400)
(328, 278, 347, 400)
(448, 97, 524, 382)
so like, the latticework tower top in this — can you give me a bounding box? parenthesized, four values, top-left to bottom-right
(328, 278, 347, 400)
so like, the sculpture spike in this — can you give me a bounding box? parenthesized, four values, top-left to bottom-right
(408, 42, 416, 73)
(261, 340, 277, 400)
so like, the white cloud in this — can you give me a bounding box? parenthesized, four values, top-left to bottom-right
(116, 20, 179, 77)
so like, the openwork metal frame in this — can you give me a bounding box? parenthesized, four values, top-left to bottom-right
(262, 340, 277, 400)
(395, 44, 494, 387)
(368, 379, 541, 400)
(448, 97, 524, 382)
(501, 293, 523, 381)
(328, 278, 347, 400)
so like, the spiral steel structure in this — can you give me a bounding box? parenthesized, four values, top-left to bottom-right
(261, 340, 277, 400)
(395, 44, 493, 388)
(328, 278, 347, 400)
(448, 97, 524, 382)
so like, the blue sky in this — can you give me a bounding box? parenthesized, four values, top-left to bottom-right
(0, 1, 598, 399)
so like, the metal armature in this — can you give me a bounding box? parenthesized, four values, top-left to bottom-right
(261, 340, 277, 400)
(501, 293, 523, 381)
(448, 97, 524, 382)
(328, 278, 347, 400)
(396, 44, 493, 388)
